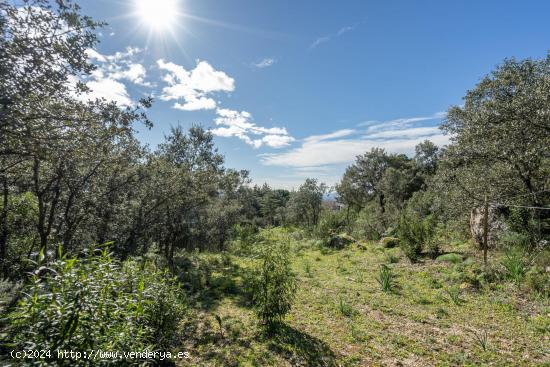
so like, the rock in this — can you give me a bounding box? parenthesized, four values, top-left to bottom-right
(470, 206, 508, 249)
(328, 233, 354, 249)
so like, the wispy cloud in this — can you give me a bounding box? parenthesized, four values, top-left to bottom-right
(260, 113, 448, 168)
(253, 58, 277, 69)
(310, 36, 331, 49)
(310, 22, 362, 49)
(337, 25, 355, 36)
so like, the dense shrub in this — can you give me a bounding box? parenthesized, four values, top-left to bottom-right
(397, 213, 436, 262)
(249, 232, 297, 329)
(524, 266, 550, 297)
(5, 246, 185, 365)
(500, 231, 532, 249)
(350, 203, 386, 240)
(316, 210, 346, 243)
(379, 237, 400, 248)
(436, 253, 463, 264)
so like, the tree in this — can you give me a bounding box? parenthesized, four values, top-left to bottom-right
(0, 0, 152, 270)
(414, 140, 440, 177)
(442, 55, 550, 207)
(288, 178, 327, 227)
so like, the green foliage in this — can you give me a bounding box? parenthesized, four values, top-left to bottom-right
(337, 295, 355, 317)
(316, 210, 346, 242)
(249, 232, 297, 329)
(286, 178, 327, 228)
(380, 236, 399, 248)
(0, 278, 22, 314)
(385, 252, 400, 264)
(501, 247, 527, 284)
(436, 253, 463, 264)
(500, 231, 531, 249)
(377, 264, 395, 293)
(397, 213, 436, 262)
(441, 55, 550, 227)
(471, 329, 489, 352)
(6, 247, 185, 363)
(350, 203, 386, 240)
(446, 287, 462, 305)
(524, 266, 550, 297)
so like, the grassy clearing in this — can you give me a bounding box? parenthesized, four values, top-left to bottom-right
(174, 230, 549, 366)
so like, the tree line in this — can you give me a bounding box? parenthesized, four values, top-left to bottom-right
(1, 0, 549, 279)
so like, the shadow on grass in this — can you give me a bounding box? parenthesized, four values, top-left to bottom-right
(172, 253, 255, 311)
(265, 323, 337, 367)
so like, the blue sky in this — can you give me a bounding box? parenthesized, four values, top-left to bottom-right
(76, 0, 550, 188)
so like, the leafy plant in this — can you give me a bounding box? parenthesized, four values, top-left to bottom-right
(337, 295, 355, 317)
(386, 253, 400, 264)
(524, 266, 550, 297)
(501, 247, 527, 284)
(446, 286, 462, 305)
(6, 246, 185, 364)
(377, 264, 395, 293)
(398, 213, 435, 262)
(472, 329, 489, 351)
(436, 253, 463, 264)
(303, 261, 313, 278)
(380, 237, 399, 248)
(249, 234, 297, 329)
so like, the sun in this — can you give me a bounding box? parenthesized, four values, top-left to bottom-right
(134, 0, 180, 32)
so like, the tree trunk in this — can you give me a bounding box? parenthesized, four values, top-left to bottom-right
(0, 175, 9, 274)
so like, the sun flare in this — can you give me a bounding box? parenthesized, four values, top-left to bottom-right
(134, 0, 180, 32)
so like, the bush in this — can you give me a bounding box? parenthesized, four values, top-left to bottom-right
(524, 266, 550, 297)
(350, 203, 386, 240)
(249, 233, 297, 329)
(436, 253, 463, 264)
(6, 246, 185, 364)
(316, 210, 346, 242)
(397, 213, 435, 262)
(380, 236, 399, 248)
(500, 231, 531, 249)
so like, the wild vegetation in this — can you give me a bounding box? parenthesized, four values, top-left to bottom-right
(0, 1, 549, 366)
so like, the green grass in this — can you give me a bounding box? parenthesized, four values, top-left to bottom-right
(172, 229, 550, 366)
(436, 253, 463, 264)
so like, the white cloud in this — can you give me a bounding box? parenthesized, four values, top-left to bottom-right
(74, 47, 152, 106)
(254, 58, 277, 69)
(157, 59, 235, 111)
(261, 134, 295, 148)
(211, 108, 294, 149)
(260, 114, 449, 167)
(84, 78, 133, 107)
(85, 48, 107, 62)
(174, 96, 217, 111)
